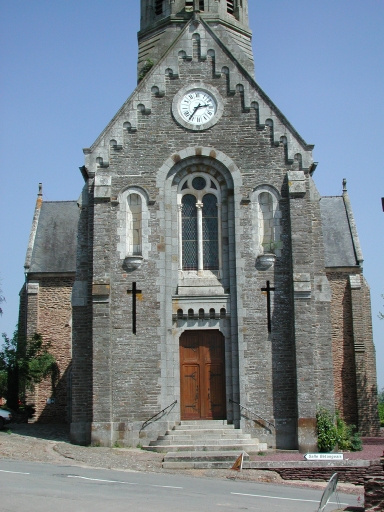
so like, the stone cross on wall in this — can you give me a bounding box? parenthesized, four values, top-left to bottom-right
(261, 280, 275, 333)
(127, 282, 142, 335)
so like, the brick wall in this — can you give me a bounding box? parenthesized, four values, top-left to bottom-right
(327, 271, 380, 436)
(26, 275, 74, 423)
(327, 271, 358, 425)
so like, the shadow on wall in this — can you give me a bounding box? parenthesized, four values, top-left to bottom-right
(341, 282, 358, 426)
(33, 365, 72, 425)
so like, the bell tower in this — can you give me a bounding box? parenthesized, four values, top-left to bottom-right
(138, 0, 254, 79)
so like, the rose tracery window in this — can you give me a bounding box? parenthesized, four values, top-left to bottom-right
(178, 174, 222, 273)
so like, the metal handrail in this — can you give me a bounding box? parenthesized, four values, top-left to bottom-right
(139, 400, 177, 433)
(229, 398, 275, 429)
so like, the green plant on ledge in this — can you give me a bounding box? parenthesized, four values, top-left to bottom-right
(138, 59, 154, 82)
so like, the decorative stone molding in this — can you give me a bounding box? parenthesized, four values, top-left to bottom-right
(293, 273, 311, 299)
(123, 255, 144, 272)
(94, 174, 111, 199)
(92, 281, 110, 303)
(314, 275, 332, 302)
(256, 253, 276, 270)
(27, 282, 39, 295)
(349, 274, 362, 289)
(172, 294, 230, 321)
(287, 171, 306, 197)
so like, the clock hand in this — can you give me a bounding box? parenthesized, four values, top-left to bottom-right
(189, 103, 202, 120)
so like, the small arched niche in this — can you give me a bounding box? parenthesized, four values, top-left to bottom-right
(117, 187, 150, 262)
(252, 185, 282, 266)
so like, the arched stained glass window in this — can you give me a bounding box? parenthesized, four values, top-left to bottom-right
(178, 172, 222, 274)
(182, 194, 198, 270)
(202, 194, 218, 270)
(127, 193, 142, 255)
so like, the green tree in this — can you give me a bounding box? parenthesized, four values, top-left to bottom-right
(378, 387, 384, 427)
(379, 294, 384, 320)
(0, 329, 58, 410)
(0, 278, 4, 316)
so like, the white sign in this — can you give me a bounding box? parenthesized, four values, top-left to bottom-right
(304, 453, 344, 461)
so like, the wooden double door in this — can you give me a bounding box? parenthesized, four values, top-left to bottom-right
(180, 330, 226, 420)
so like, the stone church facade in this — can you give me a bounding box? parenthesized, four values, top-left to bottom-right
(21, 0, 380, 452)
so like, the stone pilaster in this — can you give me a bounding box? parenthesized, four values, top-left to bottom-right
(70, 181, 94, 445)
(288, 171, 334, 452)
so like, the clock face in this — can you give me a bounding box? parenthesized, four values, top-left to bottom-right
(179, 90, 217, 126)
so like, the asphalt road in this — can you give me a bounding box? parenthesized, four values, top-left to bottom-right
(0, 460, 360, 512)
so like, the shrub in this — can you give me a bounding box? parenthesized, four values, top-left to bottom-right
(138, 59, 154, 82)
(316, 407, 337, 452)
(336, 411, 362, 452)
(378, 403, 384, 427)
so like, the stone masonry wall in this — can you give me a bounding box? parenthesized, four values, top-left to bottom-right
(70, 183, 93, 445)
(73, 17, 374, 448)
(87, 51, 308, 447)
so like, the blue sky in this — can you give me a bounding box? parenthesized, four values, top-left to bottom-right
(1, 0, 383, 389)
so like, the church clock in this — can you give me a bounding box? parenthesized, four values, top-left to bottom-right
(172, 83, 224, 130)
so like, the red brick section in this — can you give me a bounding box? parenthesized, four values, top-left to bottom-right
(273, 463, 382, 485)
(327, 272, 358, 425)
(327, 271, 380, 436)
(26, 276, 74, 423)
(364, 452, 384, 511)
(351, 277, 380, 436)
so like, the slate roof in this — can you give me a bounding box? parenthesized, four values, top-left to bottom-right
(320, 196, 357, 267)
(29, 201, 79, 273)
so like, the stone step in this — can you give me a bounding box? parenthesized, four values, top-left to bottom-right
(165, 428, 249, 435)
(160, 432, 252, 440)
(162, 450, 249, 469)
(149, 437, 260, 447)
(144, 443, 265, 453)
(173, 424, 235, 430)
(178, 420, 230, 426)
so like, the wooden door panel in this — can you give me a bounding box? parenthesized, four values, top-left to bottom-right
(203, 331, 223, 362)
(180, 364, 200, 420)
(181, 334, 200, 363)
(205, 363, 226, 419)
(180, 330, 226, 421)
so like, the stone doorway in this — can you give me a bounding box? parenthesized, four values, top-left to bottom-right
(179, 330, 226, 420)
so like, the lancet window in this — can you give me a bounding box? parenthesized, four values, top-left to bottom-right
(178, 174, 222, 273)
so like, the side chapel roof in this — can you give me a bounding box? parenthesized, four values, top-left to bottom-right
(320, 195, 361, 268)
(27, 201, 79, 274)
